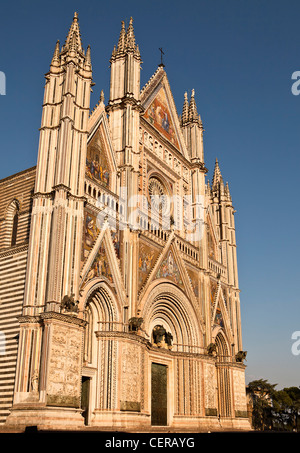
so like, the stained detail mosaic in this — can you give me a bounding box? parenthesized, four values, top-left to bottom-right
(144, 87, 179, 148)
(138, 243, 160, 289)
(156, 250, 183, 287)
(86, 130, 110, 187)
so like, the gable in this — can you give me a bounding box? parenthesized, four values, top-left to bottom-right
(141, 70, 189, 159)
(138, 240, 161, 290)
(80, 213, 125, 302)
(86, 110, 117, 192)
(206, 207, 219, 261)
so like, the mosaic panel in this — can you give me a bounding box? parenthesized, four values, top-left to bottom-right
(144, 87, 179, 148)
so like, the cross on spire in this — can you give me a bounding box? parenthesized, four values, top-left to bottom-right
(159, 47, 165, 67)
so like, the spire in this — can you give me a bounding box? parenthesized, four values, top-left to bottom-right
(189, 89, 199, 122)
(63, 12, 83, 54)
(212, 158, 223, 188)
(181, 92, 189, 125)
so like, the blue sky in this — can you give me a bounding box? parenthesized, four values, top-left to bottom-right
(0, 0, 299, 389)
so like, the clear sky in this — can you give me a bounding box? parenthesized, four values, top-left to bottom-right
(0, 0, 299, 389)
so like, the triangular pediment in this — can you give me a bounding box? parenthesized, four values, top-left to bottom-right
(141, 68, 189, 159)
(211, 284, 233, 341)
(206, 207, 219, 261)
(137, 233, 205, 331)
(80, 219, 126, 303)
(138, 240, 161, 291)
(138, 233, 198, 306)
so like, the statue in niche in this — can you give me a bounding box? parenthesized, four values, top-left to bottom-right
(152, 325, 166, 347)
(207, 343, 217, 356)
(31, 370, 39, 392)
(165, 331, 173, 350)
(152, 325, 173, 349)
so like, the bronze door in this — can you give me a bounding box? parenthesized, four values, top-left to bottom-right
(151, 363, 167, 426)
(81, 376, 90, 425)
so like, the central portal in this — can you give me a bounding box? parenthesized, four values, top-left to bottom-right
(151, 363, 168, 426)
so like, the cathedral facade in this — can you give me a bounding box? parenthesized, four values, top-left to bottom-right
(0, 14, 250, 431)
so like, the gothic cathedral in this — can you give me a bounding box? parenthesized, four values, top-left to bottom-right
(0, 14, 250, 431)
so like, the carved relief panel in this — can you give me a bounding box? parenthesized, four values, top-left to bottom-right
(46, 322, 83, 408)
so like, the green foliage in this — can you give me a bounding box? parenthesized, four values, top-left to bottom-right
(248, 380, 300, 431)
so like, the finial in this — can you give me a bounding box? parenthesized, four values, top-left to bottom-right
(100, 90, 104, 103)
(74, 12, 78, 20)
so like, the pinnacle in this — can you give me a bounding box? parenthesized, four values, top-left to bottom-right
(85, 45, 91, 66)
(189, 89, 199, 122)
(181, 92, 189, 125)
(212, 158, 223, 188)
(113, 17, 140, 57)
(51, 40, 60, 66)
(117, 21, 126, 53)
(125, 17, 136, 49)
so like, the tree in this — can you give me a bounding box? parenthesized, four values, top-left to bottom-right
(247, 379, 277, 430)
(248, 380, 300, 431)
(282, 387, 300, 432)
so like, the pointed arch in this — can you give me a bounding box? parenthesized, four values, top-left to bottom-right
(140, 281, 204, 353)
(211, 286, 234, 348)
(81, 280, 122, 366)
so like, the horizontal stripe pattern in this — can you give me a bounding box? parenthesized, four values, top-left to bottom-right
(0, 241, 29, 424)
(0, 167, 36, 250)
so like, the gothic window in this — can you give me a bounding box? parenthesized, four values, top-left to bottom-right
(3, 199, 19, 248)
(11, 211, 18, 246)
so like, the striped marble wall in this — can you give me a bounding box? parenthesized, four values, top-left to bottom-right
(0, 167, 35, 424)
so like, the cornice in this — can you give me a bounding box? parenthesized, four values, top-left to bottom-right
(0, 243, 28, 258)
(40, 311, 87, 327)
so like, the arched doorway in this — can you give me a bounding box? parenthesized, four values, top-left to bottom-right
(140, 281, 204, 427)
